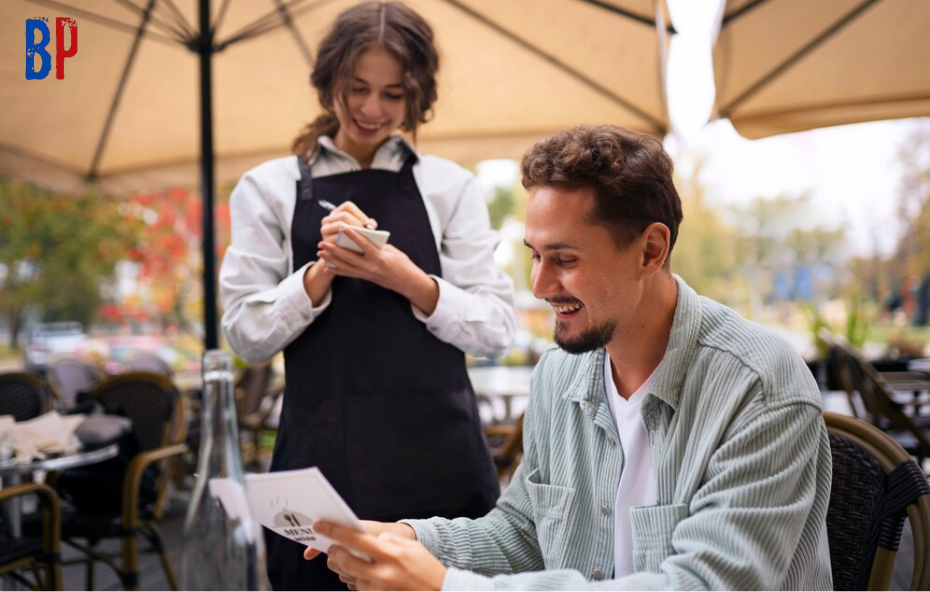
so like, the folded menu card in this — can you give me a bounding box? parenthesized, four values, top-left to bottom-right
(243, 467, 365, 553)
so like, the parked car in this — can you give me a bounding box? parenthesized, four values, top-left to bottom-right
(24, 322, 88, 374)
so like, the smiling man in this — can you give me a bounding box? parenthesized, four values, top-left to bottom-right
(310, 124, 834, 590)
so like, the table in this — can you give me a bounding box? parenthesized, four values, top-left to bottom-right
(468, 365, 534, 423)
(0, 443, 118, 538)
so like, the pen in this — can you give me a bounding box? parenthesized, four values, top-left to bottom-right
(317, 199, 376, 230)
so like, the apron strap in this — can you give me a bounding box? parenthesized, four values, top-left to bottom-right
(297, 162, 315, 202)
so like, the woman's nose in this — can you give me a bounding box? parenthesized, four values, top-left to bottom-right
(360, 94, 382, 118)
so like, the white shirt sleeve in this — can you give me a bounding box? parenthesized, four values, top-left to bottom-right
(412, 158, 517, 359)
(219, 159, 332, 363)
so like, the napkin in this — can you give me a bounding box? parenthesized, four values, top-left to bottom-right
(9, 411, 85, 458)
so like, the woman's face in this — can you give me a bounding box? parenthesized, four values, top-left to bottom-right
(333, 47, 407, 162)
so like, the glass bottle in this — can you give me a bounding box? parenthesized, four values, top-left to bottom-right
(180, 350, 270, 591)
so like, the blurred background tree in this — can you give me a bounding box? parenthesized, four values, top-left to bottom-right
(0, 178, 140, 347)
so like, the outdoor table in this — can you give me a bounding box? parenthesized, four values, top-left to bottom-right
(468, 365, 534, 423)
(0, 443, 118, 538)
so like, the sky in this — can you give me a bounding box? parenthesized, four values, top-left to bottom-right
(477, 0, 924, 258)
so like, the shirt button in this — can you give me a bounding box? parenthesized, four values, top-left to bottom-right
(591, 568, 604, 580)
(601, 504, 611, 516)
(607, 437, 616, 447)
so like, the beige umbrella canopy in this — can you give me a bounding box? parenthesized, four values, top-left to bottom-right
(712, 0, 930, 139)
(1, 0, 672, 347)
(0, 0, 673, 196)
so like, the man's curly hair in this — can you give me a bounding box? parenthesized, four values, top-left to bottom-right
(521, 125, 683, 258)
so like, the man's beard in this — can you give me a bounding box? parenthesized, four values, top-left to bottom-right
(554, 317, 616, 355)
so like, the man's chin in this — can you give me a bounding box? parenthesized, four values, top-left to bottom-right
(554, 322, 614, 355)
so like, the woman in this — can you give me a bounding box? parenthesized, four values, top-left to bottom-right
(218, 2, 516, 589)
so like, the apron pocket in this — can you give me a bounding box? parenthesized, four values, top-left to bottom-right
(523, 468, 575, 568)
(629, 503, 688, 573)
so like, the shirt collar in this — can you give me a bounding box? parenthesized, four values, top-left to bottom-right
(560, 275, 701, 412)
(313, 134, 420, 169)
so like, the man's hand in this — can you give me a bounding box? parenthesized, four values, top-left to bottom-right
(304, 520, 445, 591)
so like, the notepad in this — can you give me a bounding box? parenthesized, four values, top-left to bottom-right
(336, 226, 391, 253)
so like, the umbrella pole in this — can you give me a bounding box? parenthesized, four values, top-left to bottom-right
(198, 0, 219, 350)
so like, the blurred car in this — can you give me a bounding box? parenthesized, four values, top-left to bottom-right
(24, 321, 88, 373)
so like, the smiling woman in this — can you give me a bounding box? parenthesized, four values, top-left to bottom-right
(217, 2, 516, 590)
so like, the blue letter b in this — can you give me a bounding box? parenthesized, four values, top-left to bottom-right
(26, 19, 51, 80)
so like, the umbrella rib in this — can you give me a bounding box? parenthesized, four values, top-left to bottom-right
(112, 0, 193, 42)
(154, 0, 199, 40)
(20, 0, 184, 46)
(572, 0, 676, 35)
(721, 0, 772, 26)
(720, 0, 883, 115)
(210, 0, 232, 38)
(217, 0, 336, 50)
(87, 0, 158, 183)
(272, 0, 314, 66)
(437, 0, 666, 134)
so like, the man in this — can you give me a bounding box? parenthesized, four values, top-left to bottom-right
(306, 124, 834, 590)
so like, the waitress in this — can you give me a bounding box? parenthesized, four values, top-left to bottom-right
(218, 2, 516, 589)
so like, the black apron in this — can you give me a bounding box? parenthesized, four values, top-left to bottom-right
(265, 156, 500, 590)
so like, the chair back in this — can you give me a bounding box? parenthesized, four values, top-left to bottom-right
(824, 411, 930, 590)
(126, 353, 173, 376)
(47, 358, 100, 408)
(0, 372, 50, 421)
(87, 372, 185, 452)
(831, 339, 930, 463)
(235, 362, 274, 418)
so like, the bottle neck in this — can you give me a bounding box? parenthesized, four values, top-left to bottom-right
(198, 369, 245, 482)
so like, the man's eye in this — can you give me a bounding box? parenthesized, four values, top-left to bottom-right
(530, 252, 541, 262)
(557, 259, 577, 267)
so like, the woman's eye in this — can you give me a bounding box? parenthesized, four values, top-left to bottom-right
(384, 93, 404, 101)
(350, 87, 367, 94)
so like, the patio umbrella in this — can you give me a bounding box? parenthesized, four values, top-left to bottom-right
(711, 0, 930, 139)
(0, 0, 674, 347)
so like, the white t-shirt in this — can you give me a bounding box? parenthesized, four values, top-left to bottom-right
(604, 354, 659, 577)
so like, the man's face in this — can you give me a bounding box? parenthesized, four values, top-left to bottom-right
(525, 185, 644, 354)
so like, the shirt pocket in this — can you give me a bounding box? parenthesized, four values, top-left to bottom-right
(629, 503, 688, 573)
(523, 467, 576, 568)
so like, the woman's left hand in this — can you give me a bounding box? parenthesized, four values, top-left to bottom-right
(317, 226, 439, 314)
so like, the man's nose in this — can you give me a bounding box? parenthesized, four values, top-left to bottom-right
(531, 262, 555, 300)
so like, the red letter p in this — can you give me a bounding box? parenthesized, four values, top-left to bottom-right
(55, 18, 77, 80)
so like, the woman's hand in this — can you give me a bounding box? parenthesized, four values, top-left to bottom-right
(320, 201, 377, 243)
(317, 227, 440, 315)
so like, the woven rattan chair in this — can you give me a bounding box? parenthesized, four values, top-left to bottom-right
(125, 353, 173, 377)
(234, 362, 279, 468)
(830, 340, 930, 467)
(47, 358, 101, 410)
(0, 482, 62, 590)
(0, 373, 51, 421)
(56, 371, 187, 591)
(824, 411, 930, 590)
(484, 412, 524, 484)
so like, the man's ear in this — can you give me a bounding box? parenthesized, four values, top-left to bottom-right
(640, 222, 670, 276)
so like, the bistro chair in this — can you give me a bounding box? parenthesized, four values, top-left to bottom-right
(125, 353, 173, 377)
(824, 411, 930, 590)
(56, 372, 187, 591)
(0, 482, 62, 591)
(484, 412, 524, 485)
(46, 358, 102, 410)
(830, 339, 930, 468)
(234, 362, 279, 468)
(0, 373, 51, 421)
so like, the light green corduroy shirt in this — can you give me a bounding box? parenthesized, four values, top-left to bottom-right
(404, 276, 833, 590)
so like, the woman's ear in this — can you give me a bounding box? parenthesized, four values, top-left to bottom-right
(640, 222, 671, 276)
